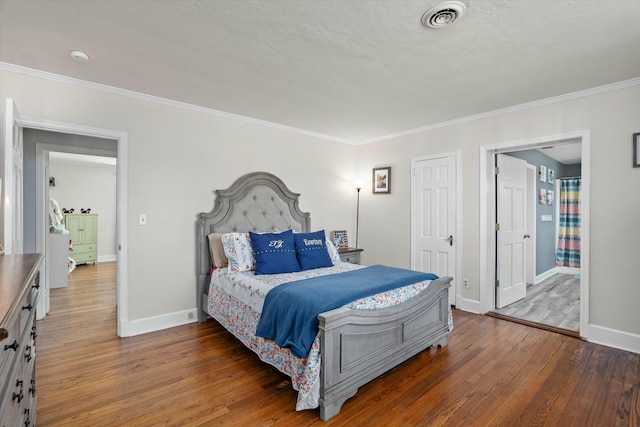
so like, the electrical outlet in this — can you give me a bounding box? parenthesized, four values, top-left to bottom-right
(139, 214, 147, 226)
(463, 278, 470, 288)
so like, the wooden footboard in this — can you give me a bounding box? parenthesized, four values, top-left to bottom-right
(318, 276, 452, 421)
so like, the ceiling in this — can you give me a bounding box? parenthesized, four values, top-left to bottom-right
(536, 141, 582, 165)
(1, 1, 639, 144)
(49, 152, 117, 166)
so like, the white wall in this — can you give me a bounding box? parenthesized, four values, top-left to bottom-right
(1, 69, 358, 324)
(355, 84, 640, 341)
(49, 159, 117, 261)
(2, 68, 639, 351)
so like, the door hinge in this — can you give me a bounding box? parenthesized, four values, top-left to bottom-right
(494, 166, 500, 175)
(495, 279, 500, 288)
(495, 223, 500, 231)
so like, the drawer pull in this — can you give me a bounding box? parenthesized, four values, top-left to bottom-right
(29, 379, 36, 396)
(4, 340, 19, 351)
(32, 282, 40, 289)
(13, 379, 24, 403)
(25, 345, 32, 362)
(22, 304, 33, 311)
(31, 325, 37, 340)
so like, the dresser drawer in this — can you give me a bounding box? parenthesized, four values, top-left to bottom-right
(337, 248, 363, 265)
(18, 290, 37, 340)
(71, 243, 97, 264)
(0, 254, 43, 427)
(0, 318, 20, 391)
(0, 395, 20, 427)
(72, 243, 96, 254)
(71, 251, 96, 264)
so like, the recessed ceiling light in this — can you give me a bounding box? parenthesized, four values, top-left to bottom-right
(70, 50, 90, 62)
(421, 1, 467, 28)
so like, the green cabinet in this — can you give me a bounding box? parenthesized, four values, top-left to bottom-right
(64, 214, 98, 265)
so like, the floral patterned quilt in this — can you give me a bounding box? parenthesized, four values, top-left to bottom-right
(207, 263, 453, 411)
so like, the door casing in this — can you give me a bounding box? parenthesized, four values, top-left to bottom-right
(26, 117, 129, 337)
(479, 130, 590, 338)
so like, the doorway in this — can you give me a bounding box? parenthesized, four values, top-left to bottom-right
(492, 147, 582, 333)
(21, 116, 130, 337)
(479, 131, 590, 339)
(47, 150, 117, 292)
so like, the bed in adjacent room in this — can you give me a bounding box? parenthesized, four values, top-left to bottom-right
(196, 171, 452, 421)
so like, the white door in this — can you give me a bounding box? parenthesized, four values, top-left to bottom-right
(496, 154, 527, 308)
(2, 98, 24, 254)
(412, 155, 456, 304)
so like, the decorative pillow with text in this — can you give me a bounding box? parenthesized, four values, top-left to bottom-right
(294, 230, 334, 270)
(250, 230, 301, 275)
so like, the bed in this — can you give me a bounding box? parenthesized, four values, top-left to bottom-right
(196, 171, 452, 420)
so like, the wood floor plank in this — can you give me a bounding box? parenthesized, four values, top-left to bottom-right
(34, 262, 640, 426)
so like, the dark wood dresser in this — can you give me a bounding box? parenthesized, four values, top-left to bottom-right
(0, 254, 42, 427)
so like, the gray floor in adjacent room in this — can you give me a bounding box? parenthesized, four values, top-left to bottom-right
(492, 273, 580, 332)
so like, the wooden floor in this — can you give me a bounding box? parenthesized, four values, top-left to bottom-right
(36, 262, 640, 426)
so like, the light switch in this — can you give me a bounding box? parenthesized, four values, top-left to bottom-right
(139, 214, 147, 226)
(541, 215, 552, 222)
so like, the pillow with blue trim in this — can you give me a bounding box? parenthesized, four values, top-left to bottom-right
(294, 230, 334, 270)
(250, 230, 301, 275)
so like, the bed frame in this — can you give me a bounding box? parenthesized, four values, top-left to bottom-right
(197, 171, 451, 421)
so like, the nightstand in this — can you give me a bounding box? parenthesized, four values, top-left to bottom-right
(338, 247, 363, 265)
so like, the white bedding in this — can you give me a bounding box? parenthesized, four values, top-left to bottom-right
(211, 262, 362, 313)
(207, 262, 451, 410)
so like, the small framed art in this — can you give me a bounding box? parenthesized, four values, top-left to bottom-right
(539, 189, 547, 205)
(546, 190, 555, 205)
(539, 165, 547, 182)
(330, 230, 349, 248)
(547, 168, 555, 184)
(373, 167, 391, 194)
(634, 133, 640, 168)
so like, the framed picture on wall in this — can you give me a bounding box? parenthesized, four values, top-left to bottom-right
(539, 165, 547, 182)
(547, 168, 555, 184)
(372, 167, 391, 194)
(539, 189, 547, 205)
(330, 230, 349, 248)
(634, 133, 640, 168)
(546, 190, 555, 205)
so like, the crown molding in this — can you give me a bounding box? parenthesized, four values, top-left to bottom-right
(3, 62, 638, 146)
(0, 62, 352, 145)
(359, 77, 640, 145)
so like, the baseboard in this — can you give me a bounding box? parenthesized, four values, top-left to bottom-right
(534, 266, 580, 284)
(556, 266, 580, 275)
(98, 255, 117, 263)
(454, 296, 481, 314)
(588, 324, 640, 355)
(127, 308, 198, 336)
(534, 268, 557, 284)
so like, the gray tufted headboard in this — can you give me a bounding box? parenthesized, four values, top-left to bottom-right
(196, 172, 310, 319)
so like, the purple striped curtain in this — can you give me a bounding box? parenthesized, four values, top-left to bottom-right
(556, 178, 581, 268)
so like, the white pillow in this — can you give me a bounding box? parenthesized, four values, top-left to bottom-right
(326, 240, 341, 263)
(222, 233, 255, 273)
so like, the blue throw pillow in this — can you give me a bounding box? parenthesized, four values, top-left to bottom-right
(294, 230, 334, 270)
(250, 230, 301, 275)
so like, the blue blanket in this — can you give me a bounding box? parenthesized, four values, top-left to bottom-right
(255, 265, 438, 358)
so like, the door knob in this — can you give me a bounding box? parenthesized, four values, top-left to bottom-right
(524, 234, 531, 239)
(446, 235, 453, 246)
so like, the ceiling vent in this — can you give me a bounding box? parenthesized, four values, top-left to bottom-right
(421, 1, 467, 28)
